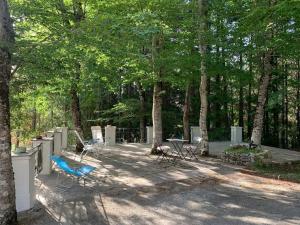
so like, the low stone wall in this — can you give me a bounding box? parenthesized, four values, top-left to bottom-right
(223, 152, 254, 166)
(223, 150, 272, 166)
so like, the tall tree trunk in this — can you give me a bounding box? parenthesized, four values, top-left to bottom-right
(284, 64, 288, 148)
(151, 34, 164, 153)
(281, 78, 286, 148)
(247, 57, 253, 139)
(206, 77, 211, 130)
(136, 82, 146, 143)
(263, 97, 270, 144)
(198, 0, 209, 155)
(183, 83, 192, 141)
(71, 1, 84, 151)
(71, 87, 82, 131)
(238, 53, 244, 130)
(215, 75, 221, 128)
(223, 76, 230, 129)
(152, 81, 163, 153)
(247, 83, 252, 139)
(271, 57, 279, 147)
(71, 64, 83, 152)
(273, 108, 279, 147)
(251, 52, 272, 145)
(296, 60, 300, 148)
(31, 103, 37, 131)
(0, 1, 17, 224)
(221, 48, 230, 129)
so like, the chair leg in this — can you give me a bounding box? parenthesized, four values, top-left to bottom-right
(55, 172, 74, 191)
(55, 171, 61, 187)
(80, 149, 89, 162)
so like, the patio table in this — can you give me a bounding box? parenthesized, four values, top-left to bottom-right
(166, 139, 189, 163)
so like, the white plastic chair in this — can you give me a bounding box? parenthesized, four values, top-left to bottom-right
(74, 130, 98, 161)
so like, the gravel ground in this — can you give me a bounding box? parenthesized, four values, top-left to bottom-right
(18, 144, 300, 225)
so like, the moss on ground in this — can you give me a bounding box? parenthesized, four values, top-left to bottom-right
(224, 145, 261, 154)
(248, 163, 300, 183)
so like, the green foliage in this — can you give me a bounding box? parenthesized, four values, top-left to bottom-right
(7, 0, 300, 148)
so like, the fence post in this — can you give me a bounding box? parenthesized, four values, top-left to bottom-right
(231, 126, 243, 145)
(105, 125, 116, 146)
(146, 126, 153, 144)
(12, 151, 36, 212)
(56, 127, 68, 149)
(53, 131, 62, 155)
(32, 137, 53, 175)
(190, 126, 200, 144)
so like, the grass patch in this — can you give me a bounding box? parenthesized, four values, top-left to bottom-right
(224, 145, 261, 154)
(248, 163, 300, 183)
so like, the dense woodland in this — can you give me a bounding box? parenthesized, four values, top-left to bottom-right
(0, 1, 300, 224)
(6, 0, 300, 150)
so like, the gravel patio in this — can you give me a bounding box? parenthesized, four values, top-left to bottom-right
(19, 143, 300, 225)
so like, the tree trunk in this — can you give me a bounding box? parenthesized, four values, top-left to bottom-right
(183, 83, 192, 141)
(297, 60, 300, 148)
(221, 48, 230, 129)
(247, 57, 253, 139)
(151, 34, 164, 153)
(284, 64, 288, 148)
(263, 97, 270, 144)
(273, 108, 279, 147)
(223, 76, 230, 129)
(71, 1, 84, 151)
(281, 79, 286, 148)
(206, 77, 211, 130)
(151, 81, 163, 153)
(0, 1, 17, 224)
(31, 101, 37, 131)
(215, 75, 221, 128)
(136, 82, 146, 143)
(198, 0, 209, 155)
(238, 53, 244, 130)
(251, 53, 272, 145)
(71, 63, 83, 152)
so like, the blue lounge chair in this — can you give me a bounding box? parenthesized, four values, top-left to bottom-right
(51, 155, 96, 189)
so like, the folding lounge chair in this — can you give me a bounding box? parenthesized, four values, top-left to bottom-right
(73, 130, 99, 161)
(51, 155, 96, 189)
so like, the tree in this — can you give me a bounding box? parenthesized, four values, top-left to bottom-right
(251, 53, 272, 145)
(251, 0, 275, 146)
(198, 0, 209, 155)
(0, 1, 17, 224)
(183, 83, 192, 141)
(8, 0, 300, 152)
(151, 34, 164, 153)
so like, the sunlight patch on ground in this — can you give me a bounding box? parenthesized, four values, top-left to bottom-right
(225, 215, 279, 224)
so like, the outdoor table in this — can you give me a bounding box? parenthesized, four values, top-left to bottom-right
(166, 139, 189, 163)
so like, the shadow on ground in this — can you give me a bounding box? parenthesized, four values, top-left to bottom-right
(19, 143, 300, 225)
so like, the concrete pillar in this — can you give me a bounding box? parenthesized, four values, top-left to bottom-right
(190, 126, 200, 144)
(32, 137, 54, 175)
(53, 131, 62, 155)
(231, 126, 243, 145)
(146, 126, 153, 144)
(56, 127, 68, 149)
(12, 150, 37, 212)
(105, 125, 116, 146)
